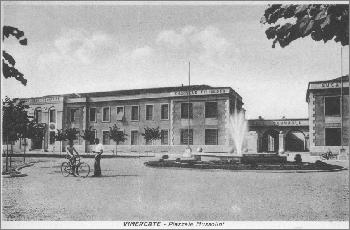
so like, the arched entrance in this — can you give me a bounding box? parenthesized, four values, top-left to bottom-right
(261, 129, 279, 153)
(285, 130, 306, 152)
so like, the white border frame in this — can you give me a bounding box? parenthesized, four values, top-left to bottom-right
(102, 106, 111, 122)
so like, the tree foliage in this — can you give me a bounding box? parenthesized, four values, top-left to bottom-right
(64, 128, 80, 142)
(109, 124, 127, 155)
(55, 129, 67, 142)
(2, 96, 30, 143)
(261, 4, 349, 48)
(142, 127, 161, 145)
(109, 124, 127, 145)
(81, 126, 96, 144)
(2, 26, 28, 85)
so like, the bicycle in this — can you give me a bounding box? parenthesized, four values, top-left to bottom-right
(320, 150, 338, 160)
(61, 155, 90, 178)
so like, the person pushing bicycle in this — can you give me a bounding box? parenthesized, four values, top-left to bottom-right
(66, 139, 80, 176)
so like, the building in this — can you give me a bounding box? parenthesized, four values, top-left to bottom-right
(306, 75, 349, 157)
(15, 85, 243, 154)
(247, 118, 309, 154)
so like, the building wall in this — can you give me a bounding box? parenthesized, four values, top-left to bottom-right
(309, 89, 349, 153)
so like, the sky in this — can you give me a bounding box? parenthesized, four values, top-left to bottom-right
(2, 1, 349, 119)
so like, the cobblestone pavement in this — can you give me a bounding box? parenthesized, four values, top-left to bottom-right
(1, 157, 349, 221)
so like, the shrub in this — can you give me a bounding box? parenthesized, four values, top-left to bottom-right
(294, 154, 302, 164)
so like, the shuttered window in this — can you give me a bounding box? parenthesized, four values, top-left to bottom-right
(205, 129, 218, 145)
(181, 129, 193, 145)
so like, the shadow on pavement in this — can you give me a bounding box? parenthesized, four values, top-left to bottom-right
(88, 174, 139, 178)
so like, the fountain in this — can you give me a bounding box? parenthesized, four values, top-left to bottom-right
(228, 106, 248, 156)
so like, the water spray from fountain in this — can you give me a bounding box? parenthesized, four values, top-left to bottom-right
(229, 101, 248, 156)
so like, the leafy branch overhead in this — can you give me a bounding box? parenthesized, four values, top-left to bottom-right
(261, 4, 349, 48)
(2, 26, 28, 85)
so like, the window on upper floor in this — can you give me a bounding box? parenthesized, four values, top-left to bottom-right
(102, 107, 110, 122)
(146, 105, 153, 120)
(161, 104, 169, 120)
(325, 96, 340, 116)
(131, 106, 139, 121)
(70, 108, 78, 122)
(181, 103, 193, 119)
(116, 106, 124, 121)
(49, 108, 56, 123)
(89, 108, 96, 122)
(205, 102, 218, 118)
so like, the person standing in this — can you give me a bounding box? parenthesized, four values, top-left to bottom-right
(92, 138, 103, 177)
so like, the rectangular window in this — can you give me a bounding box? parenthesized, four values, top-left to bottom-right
(131, 106, 139, 121)
(102, 107, 110, 122)
(102, 131, 110, 145)
(49, 131, 55, 145)
(205, 102, 218, 118)
(146, 105, 153, 120)
(131, 130, 138, 145)
(161, 104, 169, 120)
(49, 109, 56, 123)
(89, 108, 96, 122)
(70, 108, 78, 122)
(161, 130, 169, 145)
(205, 129, 218, 145)
(325, 96, 340, 116)
(181, 103, 193, 119)
(180, 129, 193, 145)
(325, 128, 341, 146)
(35, 110, 42, 123)
(116, 106, 124, 121)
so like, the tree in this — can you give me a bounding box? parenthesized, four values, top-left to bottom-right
(81, 126, 96, 153)
(142, 127, 161, 145)
(55, 129, 67, 155)
(261, 4, 349, 48)
(2, 26, 28, 85)
(109, 124, 127, 156)
(2, 97, 30, 172)
(64, 128, 80, 143)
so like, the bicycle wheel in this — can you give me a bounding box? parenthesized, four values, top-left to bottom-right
(77, 162, 90, 178)
(61, 162, 71, 177)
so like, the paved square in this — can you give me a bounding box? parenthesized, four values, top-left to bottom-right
(2, 157, 349, 221)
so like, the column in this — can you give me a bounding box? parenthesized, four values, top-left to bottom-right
(278, 131, 285, 154)
(82, 105, 87, 153)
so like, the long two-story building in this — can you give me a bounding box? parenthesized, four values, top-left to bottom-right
(18, 85, 244, 154)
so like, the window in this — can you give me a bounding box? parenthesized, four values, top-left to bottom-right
(181, 103, 193, 119)
(205, 129, 218, 145)
(146, 105, 153, 120)
(70, 108, 78, 122)
(34, 109, 42, 123)
(89, 108, 96, 122)
(205, 102, 218, 118)
(102, 131, 110, 145)
(325, 128, 341, 146)
(131, 130, 138, 145)
(49, 109, 56, 123)
(116, 106, 124, 121)
(181, 129, 193, 145)
(325, 96, 340, 116)
(161, 130, 169, 145)
(102, 107, 110, 122)
(49, 131, 55, 144)
(161, 104, 169, 120)
(131, 106, 139, 121)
